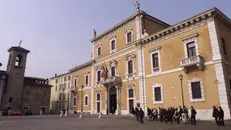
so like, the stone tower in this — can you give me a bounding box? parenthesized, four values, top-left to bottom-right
(2, 45, 30, 110)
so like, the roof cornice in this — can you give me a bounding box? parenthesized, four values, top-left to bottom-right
(69, 60, 94, 72)
(142, 8, 222, 44)
(91, 10, 144, 43)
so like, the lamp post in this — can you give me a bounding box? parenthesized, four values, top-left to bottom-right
(178, 74, 184, 107)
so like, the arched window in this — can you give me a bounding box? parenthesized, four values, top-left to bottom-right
(15, 54, 23, 67)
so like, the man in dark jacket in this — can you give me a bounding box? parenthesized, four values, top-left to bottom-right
(212, 106, 219, 125)
(135, 107, 140, 121)
(190, 106, 197, 125)
(139, 108, 144, 124)
(218, 106, 224, 126)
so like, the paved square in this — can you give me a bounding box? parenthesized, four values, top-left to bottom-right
(0, 115, 231, 130)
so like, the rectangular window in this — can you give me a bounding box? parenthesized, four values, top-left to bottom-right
(73, 97, 77, 107)
(68, 76, 71, 81)
(67, 93, 70, 100)
(85, 75, 89, 87)
(221, 37, 227, 56)
(97, 70, 101, 82)
(63, 83, 66, 90)
(97, 93, 100, 101)
(127, 32, 132, 43)
(59, 84, 62, 90)
(64, 76, 67, 82)
(111, 66, 115, 77)
(55, 79, 58, 84)
(152, 53, 159, 72)
(68, 82, 70, 89)
(63, 93, 66, 101)
(191, 81, 202, 99)
(59, 94, 62, 101)
(74, 78, 78, 87)
(84, 96, 88, 106)
(154, 87, 161, 101)
(111, 40, 115, 51)
(187, 42, 196, 57)
(128, 60, 133, 74)
(97, 47, 101, 56)
(55, 85, 57, 91)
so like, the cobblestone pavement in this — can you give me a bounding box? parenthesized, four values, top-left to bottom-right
(0, 115, 231, 130)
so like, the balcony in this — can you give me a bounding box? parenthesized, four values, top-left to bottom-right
(69, 86, 77, 92)
(180, 55, 204, 73)
(101, 76, 122, 86)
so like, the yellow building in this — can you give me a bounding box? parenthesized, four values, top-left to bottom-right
(68, 7, 231, 120)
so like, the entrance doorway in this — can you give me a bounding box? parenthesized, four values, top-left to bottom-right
(96, 93, 101, 113)
(109, 87, 117, 114)
(128, 88, 134, 114)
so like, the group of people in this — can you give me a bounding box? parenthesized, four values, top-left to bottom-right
(131, 105, 225, 126)
(146, 106, 197, 125)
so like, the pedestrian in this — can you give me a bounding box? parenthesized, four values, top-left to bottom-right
(212, 106, 219, 126)
(147, 107, 152, 121)
(153, 108, 158, 121)
(135, 107, 140, 121)
(218, 106, 224, 126)
(174, 108, 180, 124)
(139, 108, 144, 124)
(190, 106, 197, 125)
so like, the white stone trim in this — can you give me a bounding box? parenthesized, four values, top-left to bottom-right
(127, 84, 136, 113)
(110, 37, 117, 53)
(125, 28, 133, 44)
(73, 96, 77, 107)
(188, 78, 205, 102)
(96, 45, 102, 57)
(182, 33, 199, 58)
(208, 20, 230, 119)
(149, 48, 161, 74)
(152, 83, 164, 104)
(84, 95, 89, 107)
(84, 73, 90, 88)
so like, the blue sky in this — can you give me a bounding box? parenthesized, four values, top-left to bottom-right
(0, 0, 230, 78)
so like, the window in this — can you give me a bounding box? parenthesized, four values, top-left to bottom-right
(59, 94, 62, 101)
(97, 93, 100, 101)
(74, 78, 78, 87)
(55, 79, 58, 84)
(110, 39, 116, 52)
(63, 83, 66, 90)
(221, 37, 227, 56)
(9, 97, 13, 103)
(150, 49, 160, 73)
(68, 76, 71, 81)
(126, 31, 132, 43)
(85, 74, 89, 87)
(111, 66, 115, 77)
(128, 89, 134, 98)
(63, 93, 66, 101)
(73, 96, 77, 107)
(97, 70, 101, 82)
(97, 46, 102, 56)
(84, 95, 88, 106)
(55, 85, 57, 91)
(67, 93, 70, 100)
(191, 82, 202, 99)
(64, 76, 67, 82)
(152, 84, 163, 104)
(128, 60, 133, 74)
(187, 42, 196, 57)
(15, 54, 22, 67)
(68, 82, 70, 89)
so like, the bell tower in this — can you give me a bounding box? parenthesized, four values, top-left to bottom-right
(2, 42, 30, 110)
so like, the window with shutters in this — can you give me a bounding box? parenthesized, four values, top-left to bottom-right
(187, 42, 196, 58)
(188, 78, 205, 102)
(152, 84, 163, 104)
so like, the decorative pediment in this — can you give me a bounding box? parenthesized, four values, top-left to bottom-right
(109, 59, 118, 67)
(128, 84, 135, 89)
(95, 65, 104, 70)
(125, 54, 136, 61)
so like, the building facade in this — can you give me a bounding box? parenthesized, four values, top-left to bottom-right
(0, 45, 52, 115)
(49, 73, 71, 114)
(68, 7, 231, 120)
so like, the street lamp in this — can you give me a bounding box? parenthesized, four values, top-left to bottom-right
(178, 74, 184, 107)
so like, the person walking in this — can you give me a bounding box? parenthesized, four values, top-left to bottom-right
(218, 106, 224, 126)
(190, 106, 197, 125)
(135, 107, 140, 121)
(174, 108, 180, 124)
(147, 107, 152, 121)
(139, 108, 144, 124)
(212, 106, 219, 126)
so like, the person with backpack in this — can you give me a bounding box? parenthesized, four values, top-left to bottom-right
(190, 106, 197, 125)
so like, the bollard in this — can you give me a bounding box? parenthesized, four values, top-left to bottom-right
(60, 111, 63, 117)
(64, 110, 67, 117)
(0, 111, 2, 121)
(79, 111, 83, 118)
(98, 112, 102, 119)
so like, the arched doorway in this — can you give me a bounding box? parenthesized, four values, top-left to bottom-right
(109, 87, 117, 114)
